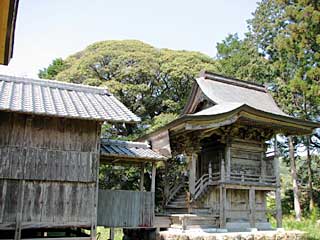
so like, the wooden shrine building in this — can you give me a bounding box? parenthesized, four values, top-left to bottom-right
(140, 71, 320, 231)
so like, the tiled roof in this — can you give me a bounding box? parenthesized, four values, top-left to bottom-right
(0, 75, 140, 122)
(100, 139, 166, 161)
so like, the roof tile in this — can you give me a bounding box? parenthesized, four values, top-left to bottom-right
(0, 75, 140, 122)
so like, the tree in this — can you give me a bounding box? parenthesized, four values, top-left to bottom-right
(40, 40, 217, 122)
(215, 33, 275, 84)
(249, 0, 320, 214)
(38, 58, 67, 79)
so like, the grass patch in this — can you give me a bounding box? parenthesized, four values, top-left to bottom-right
(96, 228, 123, 240)
(270, 216, 320, 240)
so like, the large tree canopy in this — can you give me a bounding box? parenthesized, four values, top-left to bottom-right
(39, 40, 217, 121)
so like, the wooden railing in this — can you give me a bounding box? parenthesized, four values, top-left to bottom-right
(165, 174, 186, 205)
(229, 173, 276, 184)
(194, 172, 220, 200)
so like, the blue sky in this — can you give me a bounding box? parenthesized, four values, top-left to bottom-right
(0, 0, 259, 77)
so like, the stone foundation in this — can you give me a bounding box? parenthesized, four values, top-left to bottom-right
(158, 228, 306, 240)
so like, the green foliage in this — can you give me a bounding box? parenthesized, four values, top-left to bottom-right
(270, 216, 320, 240)
(38, 58, 67, 79)
(145, 113, 178, 134)
(41, 40, 216, 121)
(215, 33, 275, 84)
(310, 206, 320, 223)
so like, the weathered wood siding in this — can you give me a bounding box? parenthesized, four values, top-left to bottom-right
(230, 139, 264, 175)
(97, 190, 154, 228)
(0, 112, 100, 230)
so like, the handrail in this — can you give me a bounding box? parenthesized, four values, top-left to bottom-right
(193, 172, 220, 200)
(229, 173, 276, 184)
(165, 175, 186, 205)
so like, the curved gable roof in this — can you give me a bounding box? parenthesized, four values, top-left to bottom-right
(184, 71, 287, 117)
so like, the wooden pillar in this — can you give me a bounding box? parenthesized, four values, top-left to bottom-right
(91, 123, 102, 240)
(188, 153, 197, 196)
(225, 139, 231, 180)
(260, 151, 266, 182)
(140, 163, 145, 191)
(249, 187, 256, 228)
(14, 180, 25, 240)
(274, 135, 282, 228)
(208, 161, 212, 183)
(164, 161, 169, 202)
(220, 156, 225, 182)
(109, 228, 115, 240)
(151, 162, 156, 193)
(219, 186, 226, 228)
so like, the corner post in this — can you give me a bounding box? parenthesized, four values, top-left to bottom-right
(225, 137, 231, 181)
(274, 135, 282, 228)
(208, 161, 212, 183)
(188, 153, 197, 196)
(219, 185, 227, 228)
(140, 163, 145, 191)
(249, 187, 256, 228)
(220, 156, 225, 182)
(151, 162, 156, 193)
(164, 161, 169, 203)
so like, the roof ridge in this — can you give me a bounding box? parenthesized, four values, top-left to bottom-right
(101, 138, 150, 149)
(0, 74, 109, 95)
(199, 70, 266, 92)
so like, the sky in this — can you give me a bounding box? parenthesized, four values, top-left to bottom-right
(0, 0, 259, 77)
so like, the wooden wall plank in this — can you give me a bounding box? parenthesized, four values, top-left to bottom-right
(0, 147, 10, 178)
(0, 112, 11, 147)
(0, 112, 100, 234)
(97, 190, 154, 228)
(0, 180, 7, 223)
(4, 180, 19, 222)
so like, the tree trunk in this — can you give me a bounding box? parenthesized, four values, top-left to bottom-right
(306, 136, 315, 211)
(289, 136, 302, 221)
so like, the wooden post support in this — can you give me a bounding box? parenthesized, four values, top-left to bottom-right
(249, 187, 256, 228)
(109, 228, 115, 240)
(225, 140, 231, 180)
(274, 135, 282, 228)
(140, 163, 145, 191)
(164, 161, 169, 202)
(188, 153, 197, 196)
(208, 161, 212, 183)
(260, 143, 266, 182)
(220, 157, 225, 182)
(14, 180, 25, 240)
(219, 186, 226, 228)
(151, 162, 156, 193)
(91, 124, 102, 240)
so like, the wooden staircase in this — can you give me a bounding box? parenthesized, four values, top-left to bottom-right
(165, 182, 189, 213)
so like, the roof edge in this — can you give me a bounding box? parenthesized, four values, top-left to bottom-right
(137, 104, 320, 141)
(199, 70, 266, 92)
(0, 74, 110, 95)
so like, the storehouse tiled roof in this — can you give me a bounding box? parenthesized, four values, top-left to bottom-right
(0, 75, 140, 122)
(100, 139, 166, 161)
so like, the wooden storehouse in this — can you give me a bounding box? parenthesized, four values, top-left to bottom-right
(0, 75, 142, 239)
(140, 71, 320, 231)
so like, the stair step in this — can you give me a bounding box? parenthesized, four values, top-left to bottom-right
(166, 205, 188, 208)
